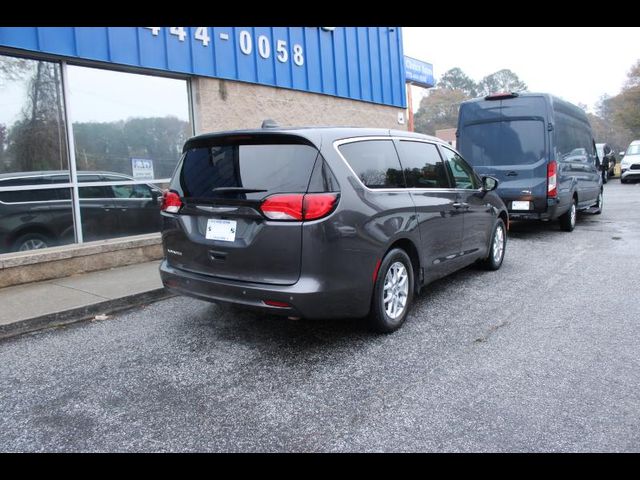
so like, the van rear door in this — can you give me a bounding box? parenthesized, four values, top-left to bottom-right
(162, 134, 322, 286)
(458, 117, 549, 213)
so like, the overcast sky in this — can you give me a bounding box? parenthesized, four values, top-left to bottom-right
(402, 27, 640, 113)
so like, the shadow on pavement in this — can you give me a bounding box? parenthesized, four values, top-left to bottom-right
(507, 219, 563, 239)
(188, 301, 373, 354)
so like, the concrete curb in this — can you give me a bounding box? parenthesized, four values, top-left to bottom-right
(0, 288, 174, 341)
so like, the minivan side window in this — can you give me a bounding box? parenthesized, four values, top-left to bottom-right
(338, 140, 405, 189)
(396, 141, 450, 189)
(440, 147, 479, 190)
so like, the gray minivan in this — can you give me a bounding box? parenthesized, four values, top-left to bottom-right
(159, 127, 508, 332)
(457, 92, 603, 231)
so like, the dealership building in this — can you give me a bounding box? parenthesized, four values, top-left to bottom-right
(0, 27, 433, 285)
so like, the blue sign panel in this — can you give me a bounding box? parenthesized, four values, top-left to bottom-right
(404, 55, 434, 88)
(0, 26, 407, 108)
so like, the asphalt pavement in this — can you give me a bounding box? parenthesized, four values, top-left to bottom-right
(1, 179, 639, 452)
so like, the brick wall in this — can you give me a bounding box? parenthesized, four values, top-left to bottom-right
(192, 77, 407, 133)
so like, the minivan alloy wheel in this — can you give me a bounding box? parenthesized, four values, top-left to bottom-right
(383, 262, 409, 319)
(19, 238, 48, 251)
(492, 224, 505, 263)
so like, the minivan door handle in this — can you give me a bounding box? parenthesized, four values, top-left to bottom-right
(452, 202, 469, 209)
(505, 171, 518, 176)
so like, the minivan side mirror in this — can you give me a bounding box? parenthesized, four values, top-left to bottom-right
(481, 176, 499, 192)
(620, 151, 625, 157)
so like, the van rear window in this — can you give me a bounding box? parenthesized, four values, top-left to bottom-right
(172, 144, 319, 200)
(459, 120, 545, 167)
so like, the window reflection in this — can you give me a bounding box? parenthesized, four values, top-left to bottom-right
(78, 182, 163, 242)
(0, 185, 75, 253)
(0, 56, 69, 180)
(67, 66, 191, 181)
(0, 55, 191, 253)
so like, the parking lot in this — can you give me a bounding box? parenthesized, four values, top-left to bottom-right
(1, 179, 639, 452)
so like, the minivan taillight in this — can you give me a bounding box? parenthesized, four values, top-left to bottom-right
(303, 193, 339, 220)
(547, 161, 558, 198)
(260, 193, 338, 221)
(161, 190, 182, 213)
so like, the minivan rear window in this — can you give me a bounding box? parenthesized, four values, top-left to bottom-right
(173, 143, 320, 201)
(459, 120, 545, 167)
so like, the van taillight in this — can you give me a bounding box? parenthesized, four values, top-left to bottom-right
(260, 193, 338, 221)
(547, 161, 558, 198)
(161, 190, 182, 213)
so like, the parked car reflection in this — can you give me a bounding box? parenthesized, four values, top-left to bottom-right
(0, 171, 163, 253)
(596, 143, 617, 182)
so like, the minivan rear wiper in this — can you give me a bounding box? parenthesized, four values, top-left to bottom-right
(210, 187, 268, 194)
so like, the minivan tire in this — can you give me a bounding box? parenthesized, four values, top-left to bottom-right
(13, 232, 52, 252)
(479, 219, 506, 271)
(368, 248, 414, 334)
(559, 198, 577, 232)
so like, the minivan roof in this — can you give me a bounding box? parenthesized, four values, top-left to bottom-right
(183, 127, 445, 152)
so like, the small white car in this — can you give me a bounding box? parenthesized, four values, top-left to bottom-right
(620, 140, 640, 184)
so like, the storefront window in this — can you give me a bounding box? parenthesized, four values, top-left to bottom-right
(0, 54, 192, 253)
(0, 55, 75, 254)
(0, 56, 69, 179)
(67, 65, 191, 181)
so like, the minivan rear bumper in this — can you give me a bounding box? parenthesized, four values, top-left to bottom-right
(159, 260, 371, 320)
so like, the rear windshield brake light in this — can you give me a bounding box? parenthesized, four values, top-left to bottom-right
(485, 92, 520, 100)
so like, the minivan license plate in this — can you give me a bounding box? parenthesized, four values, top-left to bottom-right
(206, 219, 237, 242)
(511, 201, 531, 211)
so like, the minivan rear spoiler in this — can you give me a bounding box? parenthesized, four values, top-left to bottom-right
(485, 92, 520, 100)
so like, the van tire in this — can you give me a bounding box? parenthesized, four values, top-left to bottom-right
(479, 219, 506, 271)
(592, 190, 603, 215)
(559, 198, 577, 232)
(368, 248, 414, 334)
